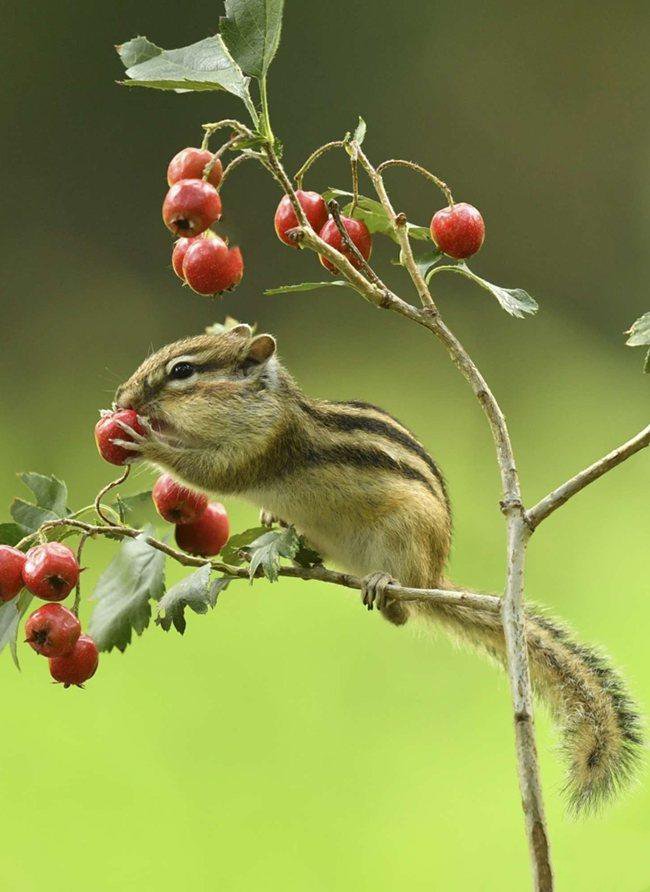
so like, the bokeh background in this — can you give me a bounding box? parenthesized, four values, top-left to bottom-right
(1, 1, 649, 889)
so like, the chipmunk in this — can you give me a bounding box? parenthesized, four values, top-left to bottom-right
(113, 323, 642, 813)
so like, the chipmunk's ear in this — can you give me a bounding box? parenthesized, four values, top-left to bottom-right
(245, 334, 276, 366)
(228, 323, 253, 340)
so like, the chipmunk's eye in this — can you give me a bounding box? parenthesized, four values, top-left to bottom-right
(169, 361, 196, 381)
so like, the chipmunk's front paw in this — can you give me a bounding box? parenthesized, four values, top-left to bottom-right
(361, 572, 409, 626)
(112, 415, 176, 463)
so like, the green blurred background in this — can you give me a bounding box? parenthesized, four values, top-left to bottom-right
(1, 1, 648, 889)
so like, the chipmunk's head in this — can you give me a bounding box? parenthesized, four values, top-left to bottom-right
(114, 324, 283, 450)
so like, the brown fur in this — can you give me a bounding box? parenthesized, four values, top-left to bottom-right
(115, 326, 643, 813)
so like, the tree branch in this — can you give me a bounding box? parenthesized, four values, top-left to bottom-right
(526, 424, 650, 530)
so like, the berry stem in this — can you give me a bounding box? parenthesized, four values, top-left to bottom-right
(376, 159, 454, 207)
(94, 466, 131, 525)
(326, 199, 383, 288)
(72, 532, 91, 617)
(294, 141, 346, 190)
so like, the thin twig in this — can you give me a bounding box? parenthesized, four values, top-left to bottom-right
(35, 515, 502, 614)
(72, 532, 91, 617)
(294, 140, 345, 189)
(219, 152, 270, 190)
(94, 466, 130, 524)
(377, 159, 454, 206)
(526, 424, 650, 530)
(326, 198, 384, 289)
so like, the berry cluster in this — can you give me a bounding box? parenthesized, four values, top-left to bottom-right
(152, 474, 230, 558)
(163, 147, 243, 296)
(0, 542, 98, 688)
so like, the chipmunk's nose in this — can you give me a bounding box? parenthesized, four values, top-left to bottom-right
(114, 383, 138, 411)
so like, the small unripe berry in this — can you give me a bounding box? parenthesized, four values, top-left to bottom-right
(274, 191, 329, 246)
(319, 217, 372, 272)
(95, 409, 145, 466)
(25, 603, 81, 657)
(171, 237, 198, 280)
(22, 543, 80, 602)
(0, 545, 26, 602)
(182, 238, 244, 295)
(49, 635, 99, 688)
(167, 147, 223, 189)
(174, 502, 230, 557)
(430, 202, 485, 260)
(162, 179, 222, 237)
(152, 474, 208, 525)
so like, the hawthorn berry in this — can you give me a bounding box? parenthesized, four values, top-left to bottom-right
(0, 545, 26, 602)
(162, 179, 222, 237)
(174, 502, 230, 557)
(319, 217, 372, 272)
(274, 191, 329, 246)
(430, 202, 485, 260)
(152, 474, 208, 525)
(95, 409, 145, 466)
(22, 543, 80, 602)
(25, 603, 81, 658)
(49, 635, 99, 688)
(182, 237, 244, 295)
(167, 147, 223, 189)
(171, 237, 198, 281)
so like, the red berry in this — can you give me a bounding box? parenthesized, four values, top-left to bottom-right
(22, 543, 80, 602)
(94, 409, 145, 466)
(182, 238, 244, 296)
(162, 179, 222, 237)
(49, 635, 99, 688)
(25, 603, 81, 657)
(0, 545, 26, 602)
(274, 191, 329, 246)
(152, 474, 208, 525)
(174, 503, 230, 557)
(430, 202, 485, 260)
(171, 237, 198, 281)
(318, 217, 372, 272)
(167, 147, 223, 189)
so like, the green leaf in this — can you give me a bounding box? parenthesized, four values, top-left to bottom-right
(438, 263, 538, 318)
(409, 246, 445, 280)
(220, 526, 269, 565)
(10, 499, 59, 532)
(116, 36, 162, 67)
(112, 491, 157, 527)
(118, 35, 254, 109)
(322, 189, 431, 244)
(19, 472, 68, 516)
(0, 591, 33, 669)
(156, 566, 233, 634)
(352, 117, 366, 145)
(245, 526, 300, 582)
(264, 281, 349, 295)
(293, 539, 322, 569)
(87, 531, 166, 653)
(0, 523, 28, 547)
(625, 312, 650, 347)
(220, 0, 284, 79)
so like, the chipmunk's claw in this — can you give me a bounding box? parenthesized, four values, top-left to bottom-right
(361, 572, 396, 612)
(114, 419, 147, 445)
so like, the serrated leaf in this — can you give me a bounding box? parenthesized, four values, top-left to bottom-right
(19, 472, 68, 516)
(118, 35, 254, 110)
(264, 281, 349, 295)
(353, 117, 366, 145)
(246, 526, 300, 582)
(0, 591, 33, 669)
(116, 36, 162, 68)
(112, 491, 157, 527)
(10, 499, 59, 532)
(220, 525, 269, 565)
(87, 531, 165, 653)
(156, 565, 233, 634)
(625, 312, 650, 347)
(0, 523, 28, 547)
(322, 189, 430, 244)
(220, 0, 284, 79)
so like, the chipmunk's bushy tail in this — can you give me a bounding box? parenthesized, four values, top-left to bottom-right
(414, 588, 644, 814)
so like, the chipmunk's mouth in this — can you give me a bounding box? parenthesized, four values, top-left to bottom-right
(147, 415, 187, 449)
